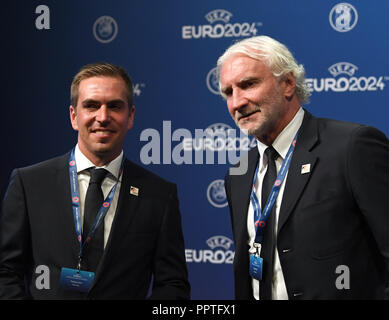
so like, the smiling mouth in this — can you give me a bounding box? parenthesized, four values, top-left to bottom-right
(91, 129, 115, 136)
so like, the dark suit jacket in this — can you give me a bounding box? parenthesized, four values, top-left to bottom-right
(225, 111, 389, 300)
(0, 152, 190, 299)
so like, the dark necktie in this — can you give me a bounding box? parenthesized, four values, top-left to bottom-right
(260, 146, 278, 300)
(83, 168, 107, 272)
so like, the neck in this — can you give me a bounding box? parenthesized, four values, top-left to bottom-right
(256, 102, 300, 146)
(78, 145, 121, 167)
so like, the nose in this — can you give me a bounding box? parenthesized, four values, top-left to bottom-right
(96, 105, 110, 123)
(229, 87, 248, 112)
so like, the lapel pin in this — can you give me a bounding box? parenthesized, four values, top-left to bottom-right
(130, 186, 139, 196)
(301, 164, 311, 174)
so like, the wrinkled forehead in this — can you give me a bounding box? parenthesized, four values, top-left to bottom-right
(220, 54, 271, 82)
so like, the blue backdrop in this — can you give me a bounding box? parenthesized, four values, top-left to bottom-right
(1, 0, 389, 299)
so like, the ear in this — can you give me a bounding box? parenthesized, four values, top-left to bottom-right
(69, 105, 79, 131)
(127, 105, 136, 130)
(283, 73, 296, 101)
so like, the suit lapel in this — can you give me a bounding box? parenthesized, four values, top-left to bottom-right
(230, 149, 259, 250)
(55, 153, 80, 259)
(92, 159, 140, 283)
(277, 112, 319, 233)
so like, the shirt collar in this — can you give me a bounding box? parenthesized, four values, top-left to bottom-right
(74, 144, 124, 179)
(256, 107, 305, 160)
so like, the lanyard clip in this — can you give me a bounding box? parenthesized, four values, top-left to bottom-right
(253, 242, 262, 256)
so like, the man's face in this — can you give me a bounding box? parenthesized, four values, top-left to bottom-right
(70, 76, 135, 165)
(219, 54, 290, 143)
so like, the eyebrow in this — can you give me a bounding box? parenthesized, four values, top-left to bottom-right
(81, 99, 126, 107)
(238, 76, 260, 85)
(106, 99, 126, 107)
(220, 76, 260, 95)
(81, 99, 99, 106)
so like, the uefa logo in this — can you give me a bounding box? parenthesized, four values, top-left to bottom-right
(305, 61, 387, 93)
(185, 235, 234, 264)
(328, 62, 358, 77)
(207, 179, 228, 208)
(205, 122, 234, 142)
(182, 9, 262, 39)
(206, 67, 220, 95)
(93, 16, 118, 43)
(205, 9, 233, 24)
(206, 235, 233, 250)
(329, 3, 358, 32)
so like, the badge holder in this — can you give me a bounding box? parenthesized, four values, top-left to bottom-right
(59, 257, 95, 293)
(249, 243, 263, 281)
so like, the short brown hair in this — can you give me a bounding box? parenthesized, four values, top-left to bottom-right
(70, 62, 134, 108)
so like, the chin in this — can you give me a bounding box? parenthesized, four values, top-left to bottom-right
(92, 144, 115, 155)
(238, 122, 259, 137)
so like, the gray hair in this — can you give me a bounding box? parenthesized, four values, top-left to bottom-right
(217, 36, 311, 104)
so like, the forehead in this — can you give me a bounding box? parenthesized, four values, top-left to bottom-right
(78, 76, 127, 98)
(220, 54, 272, 85)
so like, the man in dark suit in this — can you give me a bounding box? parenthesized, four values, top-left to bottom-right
(0, 62, 190, 299)
(218, 36, 389, 299)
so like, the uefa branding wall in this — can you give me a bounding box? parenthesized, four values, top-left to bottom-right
(2, 1, 389, 299)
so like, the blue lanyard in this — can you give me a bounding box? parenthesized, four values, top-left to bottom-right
(251, 132, 298, 244)
(68, 148, 124, 269)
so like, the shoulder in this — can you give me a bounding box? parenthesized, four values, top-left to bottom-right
(317, 117, 364, 133)
(16, 153, 69, 176)
(304, 111, 388, 144)
(4, 153, 70, 197)
(304, 111, 364, 135)
(319, 117, 387, 143)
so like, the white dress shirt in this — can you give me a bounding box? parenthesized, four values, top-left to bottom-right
(74, 145, 123, 248)
(247, 107, 304, 300)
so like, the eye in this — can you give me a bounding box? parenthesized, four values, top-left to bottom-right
(222, 87, 232, 98)
(107, 101, 126, 110)
(108, 104, 123, 111)
(85, 104, 99, 109)
(240, 79, 257, 89)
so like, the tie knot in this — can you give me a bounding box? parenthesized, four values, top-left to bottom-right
(265, 146, 278, 161)
(89, 168, 107, 185)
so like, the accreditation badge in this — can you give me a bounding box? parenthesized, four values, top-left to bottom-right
(59, 267, 95, 292)
(249, 254, 263, 281)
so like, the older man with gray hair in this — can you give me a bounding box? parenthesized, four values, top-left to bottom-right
(219, 35, 389, 300)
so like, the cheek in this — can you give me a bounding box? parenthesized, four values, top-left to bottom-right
(250, 89, 267, 104)
(116, 116, 132, 133)
(77, 115, 94, 131)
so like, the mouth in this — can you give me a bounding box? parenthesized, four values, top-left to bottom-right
(237, 110, 259, 122)
(91, 129, 116, 138)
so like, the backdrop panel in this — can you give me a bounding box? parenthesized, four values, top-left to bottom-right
(2, 0, 389, 299)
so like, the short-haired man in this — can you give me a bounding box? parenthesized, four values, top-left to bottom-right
(0, 62, 190, 299)
(219, 36, 389, 299)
